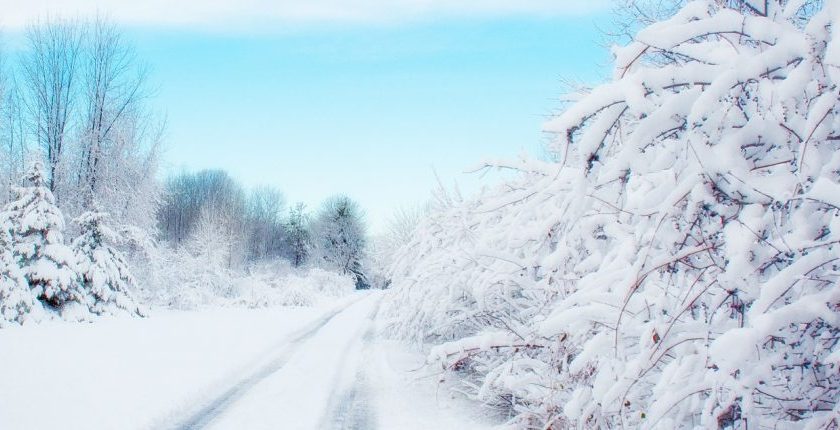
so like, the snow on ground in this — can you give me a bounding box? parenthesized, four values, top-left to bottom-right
(365, 341, 500, 430)
(203, 293, 379, 429)
(205, 291, 496, 430)
(0, 290, 494, 430)
(0, 300, 341, 430)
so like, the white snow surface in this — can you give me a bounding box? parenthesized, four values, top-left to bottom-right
(0, 291, 493, 430)
(206, 292, 494, 430)
(0, 304, 325, 429)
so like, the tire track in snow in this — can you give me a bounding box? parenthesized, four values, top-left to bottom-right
(329, 374, 375, 430)
(324, 302, 380, 430)
(168, 296, 366, 430)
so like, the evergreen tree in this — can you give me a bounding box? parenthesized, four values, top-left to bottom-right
(73, 210, 145, 316)
(285, 202, 311, 268)
(313, 196, 369, 289)
(0, 221, 43, 326)
(5, 160, 87, 313)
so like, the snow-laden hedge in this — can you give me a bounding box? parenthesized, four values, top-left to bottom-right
(382, 1, 840, 428)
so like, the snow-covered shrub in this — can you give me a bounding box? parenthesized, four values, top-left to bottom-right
(148, 248, 234, 310)
(297, 267, 357, 298)
(233, 267, 356, 308)
(367, 206, 427, 289)
(4, 160, 89, 317)
(149, 211, 238, 310)
(142, 240, 357, 309)
(383, 1, 840, 428)
(73, 210, 145, 316)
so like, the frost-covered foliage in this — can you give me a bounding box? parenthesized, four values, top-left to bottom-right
(73, 210, 145, 317)
(4, 161, 88, 315)
(150, 213, 237, 309)
(313, 195, 369, 288)
(142, 247, 355, 310)
(0, 161, 148, 324)
(0, 221, 43, 327)
(285, 202, 311, 268)
(382, 1, 840, 428)
(368, 206, 427, 289)
(233, 267, 356, 308)
(136, 199, 360, 310)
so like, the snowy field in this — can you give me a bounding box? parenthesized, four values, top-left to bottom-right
(0, 291, 493, 430)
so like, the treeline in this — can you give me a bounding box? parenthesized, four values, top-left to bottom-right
(156, 169, 370, 288)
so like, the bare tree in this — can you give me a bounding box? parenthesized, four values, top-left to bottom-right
(157, 169, 249, 268)
(245, 185, 285, 261)
(20, 18, 83, 192)
(4, 83, 28, 200)
(80, 17, 148, 209)
(0, 57, 30, 203)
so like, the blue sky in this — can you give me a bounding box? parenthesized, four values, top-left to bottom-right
(5, 1, 615, 233)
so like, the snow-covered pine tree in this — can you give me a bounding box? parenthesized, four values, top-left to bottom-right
(0, 220, 43, 327)
(383, 0, 840, 428)
(73, 210, 145, 317)
(5, 159, 89, 317)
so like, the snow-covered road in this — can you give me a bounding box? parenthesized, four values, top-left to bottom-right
(169, 294, 373, 429)
(186, 292, 379, 429)
(0, 292, 494, 430)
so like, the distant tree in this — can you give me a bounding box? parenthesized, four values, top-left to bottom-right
(312, 195, 368, 288)
(20, 19, 83, 193)
(383, 206, 424, 257)
(157, 169, 248, 267)
(284, 202, 311, 268)
(4, 160, 86, 313)
(182, 208, 235, 298)
(245, 185, 285, 261)
(367, 205, 426, 289)
(0, 78, 28, 204)
(72, 210, 144, 316)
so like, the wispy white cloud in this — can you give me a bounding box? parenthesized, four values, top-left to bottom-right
(0, 0, 609, 30)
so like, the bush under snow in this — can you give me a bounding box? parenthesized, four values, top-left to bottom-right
(141, 247, 357, 310)
(233, 267, 357, 308)
(382, 1, 840, 428)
